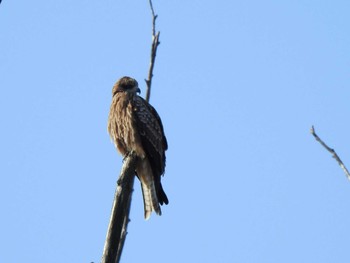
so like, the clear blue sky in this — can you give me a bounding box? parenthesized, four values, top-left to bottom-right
(1, 1, 350, 262)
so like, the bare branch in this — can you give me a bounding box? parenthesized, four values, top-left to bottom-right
(310, 125, 350, 180)
(102, 2, 162, 262)
(148, 0, 157, 36)
(145, 0, 160, 103)
(101, 152, 137, 263)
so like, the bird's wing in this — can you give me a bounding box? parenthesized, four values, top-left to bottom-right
(133, 96, 167, 176)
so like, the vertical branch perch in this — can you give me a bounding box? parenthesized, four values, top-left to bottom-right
(310, 125, 350, 180)
(101, 1, 162, 263)
(145, 0, 160, 103)
(101, 153, 137, 263)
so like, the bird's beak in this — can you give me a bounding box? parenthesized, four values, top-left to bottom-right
(136, 87, 141, 94)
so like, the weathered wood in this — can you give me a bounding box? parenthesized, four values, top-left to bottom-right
(101, 153, 137, 263)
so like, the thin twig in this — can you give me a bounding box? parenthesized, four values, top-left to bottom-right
(101, 153, 137, 263)
(310, 125, 350, 180)
(149, 0, 156, 36)
(145, 0, 160, 103)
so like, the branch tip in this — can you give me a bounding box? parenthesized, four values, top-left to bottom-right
(145, 0, 161, 102)
(311, 125, 350, 180)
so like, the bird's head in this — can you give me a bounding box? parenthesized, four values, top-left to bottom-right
(112, 76, 141, 96)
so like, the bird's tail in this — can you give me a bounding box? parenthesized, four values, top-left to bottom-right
(136, 159, 161, 220)
(141, 180, 161, 220)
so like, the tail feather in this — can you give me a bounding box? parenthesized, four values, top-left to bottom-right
(157, 182, 169, 205)
(136, 158, 161, 220)
(141, 181, 161, 220)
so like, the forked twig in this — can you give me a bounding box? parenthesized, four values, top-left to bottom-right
(311, 125, 350, 180)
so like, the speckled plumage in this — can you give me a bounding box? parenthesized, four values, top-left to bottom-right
(107, 77, 168, 219)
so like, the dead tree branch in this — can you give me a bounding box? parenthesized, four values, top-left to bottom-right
(101, 2, 162, 263)
(145, 0, 160, 103)
(310, 125, 350, 180)
(101, 152, 137, 263)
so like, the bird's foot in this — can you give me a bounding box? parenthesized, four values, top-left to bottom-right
(123, 151, 135, 162)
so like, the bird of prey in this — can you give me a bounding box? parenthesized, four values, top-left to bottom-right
(108, 76, 168, 219)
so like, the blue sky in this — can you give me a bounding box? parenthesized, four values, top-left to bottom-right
(1, 1, 350, 262)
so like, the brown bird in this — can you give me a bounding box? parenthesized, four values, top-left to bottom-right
(108, 76, 168, 219)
